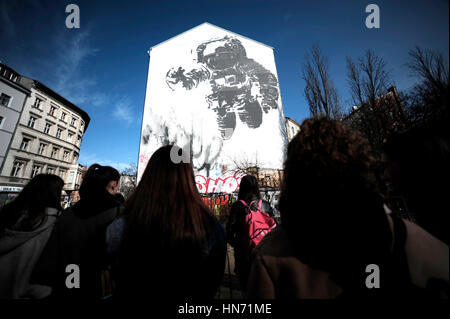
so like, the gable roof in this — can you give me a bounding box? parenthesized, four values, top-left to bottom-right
(149, 22, 274, 53)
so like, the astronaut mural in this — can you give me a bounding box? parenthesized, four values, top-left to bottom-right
(138, 23, 288, 192)
(165, 36, 280, 140)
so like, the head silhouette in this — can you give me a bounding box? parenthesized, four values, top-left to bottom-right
(279, 117, 392, 289)
(79, 164, 120, 199)
(238, 175, 260, 203)
(0, 174, 64, 231)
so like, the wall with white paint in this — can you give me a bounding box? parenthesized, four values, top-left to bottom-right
(138, 23, 288, 192)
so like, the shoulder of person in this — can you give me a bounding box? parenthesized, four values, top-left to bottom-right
(106, 215, 126, 252)
(400, 217, 449, 288)
(253, 226, 290, 257)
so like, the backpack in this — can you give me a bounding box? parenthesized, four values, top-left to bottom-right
(240, 200, 277, 257)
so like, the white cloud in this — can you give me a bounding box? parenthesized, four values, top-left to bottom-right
(51, 30, 102, 107)
(45, 30, 137, 125)
(113, 99, 135, 125)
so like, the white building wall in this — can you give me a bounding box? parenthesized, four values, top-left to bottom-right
(138, 23, 288, 193)
(0, 79, 28, 168)
(285, 118, 301, 142)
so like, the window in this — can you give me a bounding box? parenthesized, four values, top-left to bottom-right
(77, 135, 81, 144)
(38, 143, 46, 155)
(67, 132, 73, 142)
(60, 170, 67, 180)
(47, 167, 55, 175)
(28, 116, 36, 128)
(68, 171, 75, 183)
(63, 150, 70, 161)
(20, 138, 30, 151)
(56, 128, 62, 139)
(73, 152, 79, 164)
(51, 147, 59, 159)
(71, 117, 76, 126)
(44, 123, 51, 134)
(0, 93, 11, 107)
(11, 161, 24, 177)
(61, 112, 66, 121)
(49, 106, 56, 116)
(0, 115, 4, 128)
(33, 97, 42, 109)
(31, 165, 42, 178)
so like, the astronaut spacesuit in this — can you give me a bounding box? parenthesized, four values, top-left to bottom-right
(166, 36, 280, 140)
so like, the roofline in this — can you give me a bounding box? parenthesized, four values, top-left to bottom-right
(149, 22, 274, 53)
(285, 116, 301, 127)
(0, 76, 31, 95)
(0, 63, 32, 94)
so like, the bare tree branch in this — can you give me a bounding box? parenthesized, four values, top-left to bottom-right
(302, 45, 342, 119)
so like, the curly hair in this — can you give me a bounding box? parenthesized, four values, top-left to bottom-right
(281, 117, 377, 197)
(279, 117, 392, 288)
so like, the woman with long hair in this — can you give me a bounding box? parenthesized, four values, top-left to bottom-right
(226, 174, 275, 292)
(107, 145, 226, 299)
(0, 174, 64, 298)
(31, 164, 123, 298)
(246, 117, 448, 298)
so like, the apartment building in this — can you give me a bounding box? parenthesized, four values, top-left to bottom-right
(0, 62, 90, 193)
(0, 63, 31, 177)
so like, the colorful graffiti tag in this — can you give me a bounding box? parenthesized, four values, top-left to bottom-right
(195, 170, 245, 193)
(201, 193, 237, 221)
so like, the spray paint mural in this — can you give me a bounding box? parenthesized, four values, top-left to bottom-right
(166, 36, 280, 140)
(138, 23, 288, 192)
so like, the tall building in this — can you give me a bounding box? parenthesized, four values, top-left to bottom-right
(138, 22, 288, 193)
(0, 62, 90, 196)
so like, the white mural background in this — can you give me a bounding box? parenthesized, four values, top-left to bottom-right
(138, 23, 288, 193)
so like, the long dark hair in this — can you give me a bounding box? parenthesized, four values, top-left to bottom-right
(79, 164, 120, 199)
(238, 175, 260, 203)
(0, 174, 64, 232)
(122, 145, 211, 249)
(116, 145, 214, 298)
(279, 117, 392, 292)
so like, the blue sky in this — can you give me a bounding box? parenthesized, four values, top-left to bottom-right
(1, 0, 448, 170)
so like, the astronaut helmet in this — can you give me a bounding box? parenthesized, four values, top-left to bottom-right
(197, 36, 247, 70)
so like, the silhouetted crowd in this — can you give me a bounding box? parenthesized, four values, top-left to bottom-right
(0, 117, 448, 300)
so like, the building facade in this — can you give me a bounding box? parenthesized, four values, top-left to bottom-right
(285, 117, 301, 142)
(138, 23, 289, 193)
(0, 63, 31, 177)
(0, 62, 90, 194)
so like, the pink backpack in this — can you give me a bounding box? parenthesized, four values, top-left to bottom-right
(240, 200, 277, 256)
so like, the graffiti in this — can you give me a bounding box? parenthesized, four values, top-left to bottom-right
(139, 110, 224, 178)
(195, 170, 245, 193)
(166, 36, 280, 140)
(200, 190, 281, 221)
(138, 24, 287, 185)
(201, 193, 233, 211)
(139, 154, 150, 165)
(201, 192, 237, 220)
